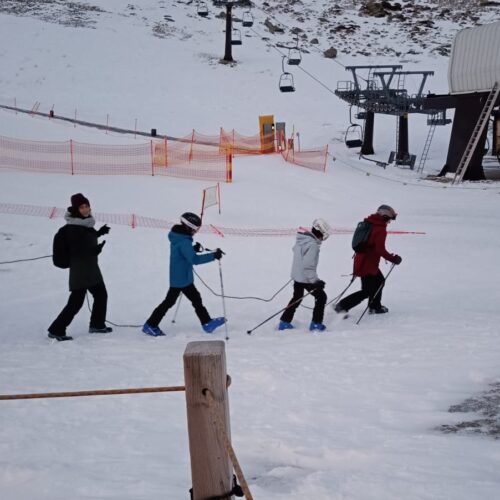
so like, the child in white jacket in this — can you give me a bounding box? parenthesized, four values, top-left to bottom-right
(279, 218, 330, 332)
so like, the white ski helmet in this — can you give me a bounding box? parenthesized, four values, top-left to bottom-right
(312, 218, 331, 240)
(377, 205, 397, 220)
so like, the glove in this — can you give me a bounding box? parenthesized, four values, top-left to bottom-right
(97, 240, 106, 254)
(97, 224, 110, 236)
(213, 248, 224, 260)
(314, 280, 326, 290)
(393, 254, 402, 265)
(193, 242, 204, 253)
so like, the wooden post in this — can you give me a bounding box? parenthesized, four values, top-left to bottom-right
(184, 341, 232, 500)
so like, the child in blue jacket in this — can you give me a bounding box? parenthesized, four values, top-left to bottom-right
(142, 212, 225, 336)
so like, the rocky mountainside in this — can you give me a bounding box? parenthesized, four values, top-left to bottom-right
(257, 0, 500, 58)
(0, 0, 498, 60)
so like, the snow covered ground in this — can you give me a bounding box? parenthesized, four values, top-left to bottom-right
(1, 2, 499, 499)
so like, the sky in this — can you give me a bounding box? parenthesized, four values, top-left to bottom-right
(0, 2, 499, 499)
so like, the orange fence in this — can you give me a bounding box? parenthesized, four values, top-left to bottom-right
(219, 129, 274, 155)
(0, 135, 232, 182)
(281, 145, 329, 172)
(0, 126, 329, 180)
(0, 202, 426, 237)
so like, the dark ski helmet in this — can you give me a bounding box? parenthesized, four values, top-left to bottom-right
(180, 212, 202, 233)
(377, 205, 397, 220)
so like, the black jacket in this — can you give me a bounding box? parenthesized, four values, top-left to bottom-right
(66, 224, 104, 291)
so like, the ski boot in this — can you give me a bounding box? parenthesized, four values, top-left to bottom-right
(202, 317, 226, 333)
(142, 323, 166, 337)
(278, 321, 294, 331)
(309, 322, 326, 332)
(48, 332, 73, 341)
(89, 326, 113, 333)
(369, 305, 389, 314)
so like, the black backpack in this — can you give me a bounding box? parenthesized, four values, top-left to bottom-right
(52, 226, 70, 269)
(352, 220, 372, 253)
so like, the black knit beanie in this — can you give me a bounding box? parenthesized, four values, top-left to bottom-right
(71, 193, 90, 210)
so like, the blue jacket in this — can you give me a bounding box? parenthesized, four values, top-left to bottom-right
(168, 225, 215, 287)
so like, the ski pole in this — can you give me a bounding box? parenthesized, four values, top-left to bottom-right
(171, 294, 182, 323)
(356, 263, 396, 325)
(326, 276, 356, 307)
(246, 288, 316, 335)
(218, 260, 229, 341)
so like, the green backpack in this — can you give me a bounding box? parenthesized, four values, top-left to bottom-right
(351, 220, 372, 253)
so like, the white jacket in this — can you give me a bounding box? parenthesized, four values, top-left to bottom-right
(290, 231, 321, 284)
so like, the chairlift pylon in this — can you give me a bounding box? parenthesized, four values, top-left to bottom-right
(242, 10, 254, 27)
(279, 56, 295, 93)
(231, 28, 242, 45)
(197, 1, 208, 17)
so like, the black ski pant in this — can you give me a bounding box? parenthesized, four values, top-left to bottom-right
(280, 281, 327, 324)
(49, 282, 108, 335)
(337, 270, 385, 312)
(146, 284, 211, 327)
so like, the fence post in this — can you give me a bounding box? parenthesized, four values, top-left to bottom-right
(69, 139, 74, 175)
(183, 341, 232, 500)
(150, 140, 154, 176)
(226, 153, 232, 183)
(189, 129, 195, 163)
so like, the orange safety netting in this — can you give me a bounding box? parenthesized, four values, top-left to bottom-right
(219, 129, 275, 155)
(281, 145, 329, 172)
(0, 202, 426, 237)
(0, 135, 231, 182)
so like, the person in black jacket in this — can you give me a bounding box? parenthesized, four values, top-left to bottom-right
(48, 193, 111, 341)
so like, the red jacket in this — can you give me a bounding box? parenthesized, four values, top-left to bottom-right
(353, 213, 397, 277)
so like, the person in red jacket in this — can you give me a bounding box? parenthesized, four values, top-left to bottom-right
(335, 205, 402, 314)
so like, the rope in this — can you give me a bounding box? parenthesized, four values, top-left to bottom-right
(195, 270, 292, 302)
(0, 255, 51, 265)
(0, 385, 185, 401)
(249, 26, 340, 95)
(203, 389, 254, 500)
(84, 293, 142, 328)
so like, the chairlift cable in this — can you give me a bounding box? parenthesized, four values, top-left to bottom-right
(249, 26, 338, 95)
(248, 3, 365, 76)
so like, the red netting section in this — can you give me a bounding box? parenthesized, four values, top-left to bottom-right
(152, 140, 231, 182)
(0, 202, 426, 237)
(0, 135, 231, 182)
(281, 145, 329, 172)
(191, 130, 220, 147)
(220, 129, 274, 155)
(72, 141, 151, 176)
(0, 135, 71, 174)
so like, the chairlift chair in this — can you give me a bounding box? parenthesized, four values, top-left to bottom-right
(287, 35, 302, 65)
(345, 125, 363, 149)
(279, 56, 295, 93)
(355, 107, 367, 120)
(344, 105, 363, 148)
(242, 11, 254, 27)
(287, 47, 302, 66)
(197, 1, 208, 17)
(231, 28, 242, 45)
(279, 73, 295, 93)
